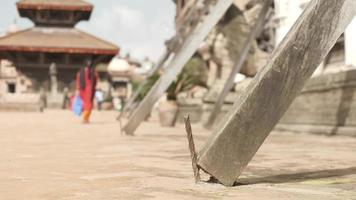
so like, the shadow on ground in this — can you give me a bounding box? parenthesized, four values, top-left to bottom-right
(234, 167, 356, 186)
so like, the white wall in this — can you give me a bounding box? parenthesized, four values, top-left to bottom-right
(274, 0, 303, 45)
(275, 0, 354, 69)
(345, 17, 356, 67)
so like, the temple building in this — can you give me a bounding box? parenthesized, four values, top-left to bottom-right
(172, 0, 356, 136)
(172, 0, 274, 123)
(0, 0, 119, 110)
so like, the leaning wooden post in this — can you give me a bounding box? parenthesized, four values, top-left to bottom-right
(123, 0, 234, 135)
(205, 0, 272, 129)
(119, 51, 171, 118)
(197, 0, 356, 186)
(122, 0, 205, 118)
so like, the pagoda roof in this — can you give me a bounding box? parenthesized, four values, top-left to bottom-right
(0, 27, 119, 56)
(16, 0, 93, 11)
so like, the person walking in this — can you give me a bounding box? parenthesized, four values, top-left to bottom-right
(95, 89, 104, 111)
(76, 61, 98, 123)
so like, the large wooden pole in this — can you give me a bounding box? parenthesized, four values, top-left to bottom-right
(205, 0, 272, 129)
(198, 0, 356, 186)
(123, 0, 234, 135)
(120, 51, 171, 117)
(121, 0, 205, 118)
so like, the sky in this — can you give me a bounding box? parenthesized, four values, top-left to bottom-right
(0, 0, 176, 62)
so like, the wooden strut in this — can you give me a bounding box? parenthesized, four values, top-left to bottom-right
(205, 0, 273, 129)
(117, 51, 171, 121)
(120, 0, 205, 120)
(197, 0, 356, 186)
(123, 0, 235, 135)
(117, 3, 206, 131)
(184, 116, 201, 183)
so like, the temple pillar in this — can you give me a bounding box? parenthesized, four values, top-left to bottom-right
(49, 63, 58, 96)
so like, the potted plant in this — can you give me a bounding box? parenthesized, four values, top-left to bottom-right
(129, 56, 207, 126)
(159, 56, 208, 127)
(129, 72, 160, 120)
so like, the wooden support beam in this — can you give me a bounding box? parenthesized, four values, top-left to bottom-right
(184, 116, 201, 183)
(205, 0, 272, 129)
(121, 0, 204, 118)
(123, 0, 234, 135)
(119, 51, 171, 119)
(197, 0, 356, 186)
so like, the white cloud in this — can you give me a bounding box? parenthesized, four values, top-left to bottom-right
(113, 6, 145, 30)
(0, 0, 176, 62)
(77, 1, 175, 62)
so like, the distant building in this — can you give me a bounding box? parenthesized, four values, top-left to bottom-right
(172, 0, 356, 132)
(174, 0, 356, 80)
(107, 56, 152, 101)
(108, 57, 134, 100)
(172, 0, 274, 123)
(0, 0, 119, 110)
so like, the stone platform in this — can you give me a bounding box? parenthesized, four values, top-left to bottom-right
(201, 69, 356, 137)
(0, 93, 41, 112)
(277, 69, 356, 137)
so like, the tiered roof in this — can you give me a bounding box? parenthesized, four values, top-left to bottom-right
(16, 0, 93, 11)
(0, 0, 119, 64)
(0, 27, 119, 56)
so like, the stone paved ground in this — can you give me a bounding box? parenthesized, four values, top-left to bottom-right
(0, 110, 355, 200)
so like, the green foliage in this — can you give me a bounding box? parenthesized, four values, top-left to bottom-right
(133, 56, 208, 101)
(167, 56, 208, 100)
(131, 72, 161, 101)
(131, 79, 141, 93)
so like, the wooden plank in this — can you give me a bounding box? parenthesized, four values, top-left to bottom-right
(123, 0, 234, 135)
(121, 0, 205, 118)
(197, 0, 356, 186)
(205, 0, 272, 129)
(119, 51, 171, 119)
(184, 116, 201, 183)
